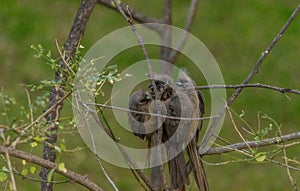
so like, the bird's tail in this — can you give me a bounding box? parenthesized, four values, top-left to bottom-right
(187, 140, 209, 191)
(168, 151, 190, 190)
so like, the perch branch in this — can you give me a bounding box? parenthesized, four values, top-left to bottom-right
(200, 4, 300, 152)
(0, 147, 104, 191)
(203, 132, 300, 155)
(194, 83, 300, 95)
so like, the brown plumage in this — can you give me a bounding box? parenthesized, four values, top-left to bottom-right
(128, 89, 153, 147)
(128, 73, 209, 191)
(176, 72, 209, 191)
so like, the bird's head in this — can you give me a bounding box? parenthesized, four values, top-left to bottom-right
(129, 89, 151, 108)
(148, 74, 174, 100)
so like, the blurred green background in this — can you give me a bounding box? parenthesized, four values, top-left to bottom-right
(1, 0, 300, 190)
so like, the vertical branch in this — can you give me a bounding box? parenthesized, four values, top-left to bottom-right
(160, 0, 173, 75)
(168, 0, 199, 63)
(111, 1, 167, 189)
(5, 148, 17, 191)
(1, 131, 17, 191)
(40, 0, 97, 191)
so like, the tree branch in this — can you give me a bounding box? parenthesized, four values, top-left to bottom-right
(194, 83, 300, 95)
(203, 132, 300, 155)
(41, 0, 97, 190)
(168, 0, 199, 63)
(77, 98, 154, 190)
(0, 147, 104, 191)
(97, 0, 163, 24)
(200, 4, 300, 152)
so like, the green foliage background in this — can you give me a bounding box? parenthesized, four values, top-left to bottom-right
(0, 0, 300, 190)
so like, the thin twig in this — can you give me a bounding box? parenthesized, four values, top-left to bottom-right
(76, 96, 154, 190)
(0, 131, 17, 191)
(194, 83, 300, 95)
(5, 148, 17, 191)
(278, 125, 298, 189)
(201, 4, 300, 152)
(96, 156, 119, 191)
(168, 0, 199, 63)
(88, 102, 216, 121)
(22, 91, 72, 133)
(227, 108, 254, 153)
(14, 170, 70, 184)
(160, 0, 172, 76)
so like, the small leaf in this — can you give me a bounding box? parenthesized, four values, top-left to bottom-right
(9, 181, 13, 190)
(58, 163, 67, 173)
(30, 141, 38, 148)
(2, 167, 10, 173)
(22, 160, 26, 166)
(21, 168, 29, 176)
(255, 152, 267, 162)
(0, 172, 7, 182)
(29, 166, 36, 174)
(47, 169, 55, 182)
(54, 146, 62, 153)
(33, 136, 46, 142)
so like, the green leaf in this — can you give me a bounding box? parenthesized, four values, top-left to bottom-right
(2, 167, 10, 173)
(29, 166, 36, 174)
(58, 163, 67, 173)
(33, 136, 46, 142)
(255, 152, 267, 162)
(54, 146, 62, 153)
(47, 169, 55, 182)
(30, 141, 38, 148)
(22, 160, 26, 166)
(21, 168, 29, 176)
(0, 172, 7, 182)
(9, 181, 13, 190)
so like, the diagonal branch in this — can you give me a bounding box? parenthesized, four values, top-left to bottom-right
(77, 98, 154, 190)
(200, 4, 300, 153)
(0, 147, 104, 191)
(168, 0, 199, 63)
(203, 132, 300, 155)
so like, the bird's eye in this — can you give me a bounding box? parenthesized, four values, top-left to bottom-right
(148, 84, 154, 92)
(176, 81, 182, 86)
(139, 98, 149, 104)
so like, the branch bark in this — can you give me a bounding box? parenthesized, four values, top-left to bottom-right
(0, 147, 104, 191)
(168, 0, 199, 64)
(40, 0, 97, 190)
(97, 0, 163, 24)
(2, 131, 299, 191)
(194, 83, 300, 95)
(203, 132, 300, 155)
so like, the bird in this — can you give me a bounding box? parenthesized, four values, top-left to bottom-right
(128, 73, 209, 191)
(128, 89, 153, 148)
(175, 71, 209, 191)
(150, 73, 209, 191)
